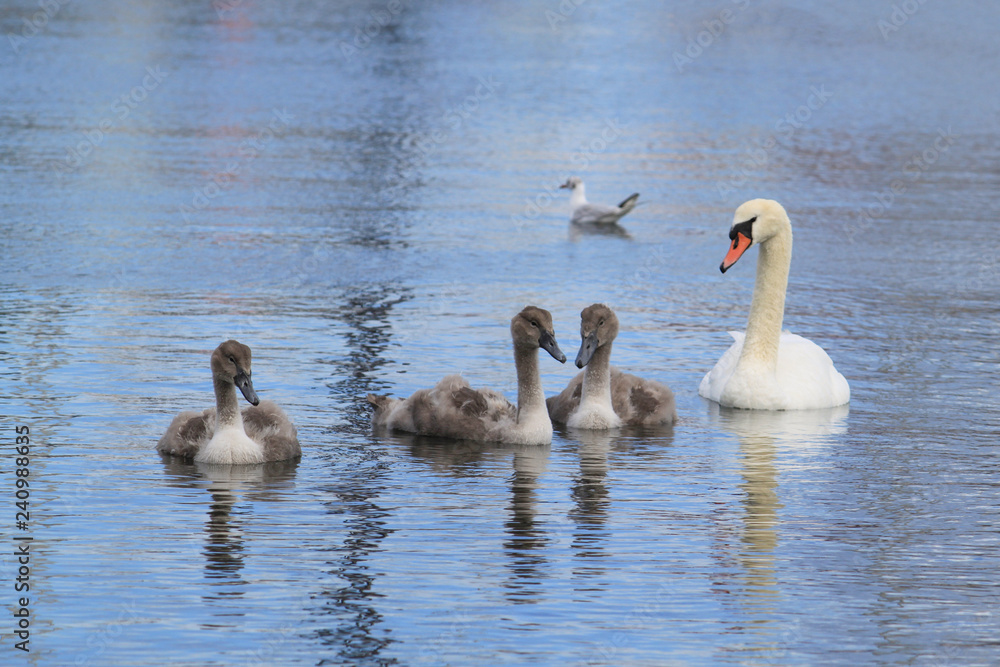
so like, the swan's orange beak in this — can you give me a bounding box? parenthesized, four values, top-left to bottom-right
(720, 232, 751, 273)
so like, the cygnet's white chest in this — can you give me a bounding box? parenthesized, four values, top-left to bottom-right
(511, 407, 553, 446)
(568, 397, 622, 430)
(196, 425, 266, 465)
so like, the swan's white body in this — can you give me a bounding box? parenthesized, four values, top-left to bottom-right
(699, 199, 850, 410)
(699, 331, 850, 410)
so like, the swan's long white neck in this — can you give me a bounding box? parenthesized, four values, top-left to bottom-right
(580, 342, 613, 407)
(214, 375, 243, 429)
(569, 184, 587, 208)
(514, 346, 547, 421)
(739, 227, 791, 371)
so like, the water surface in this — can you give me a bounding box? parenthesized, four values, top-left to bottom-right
(2, 1, 999, 664)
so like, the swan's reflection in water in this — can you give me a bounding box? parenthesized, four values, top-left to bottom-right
(395, 432, 497, 472)
(386, 433, 553, 603)
(565, 425, 674, 583)
(160, 457, 299, 619)
(386, 424, 677, 603)
(568, 430, 614, 578)
(707, 402, 848, 655)
(503, 444, 552, 603)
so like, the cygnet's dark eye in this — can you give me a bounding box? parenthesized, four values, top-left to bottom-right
(599, 319, 605, 326)
(530, 320, 539, 328)
(229, 356, 236, 364)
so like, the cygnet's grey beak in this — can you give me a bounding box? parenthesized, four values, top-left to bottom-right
(233, 368, 260, 406)
(539, 331, 567, 363)
(575, 332, 598, 369)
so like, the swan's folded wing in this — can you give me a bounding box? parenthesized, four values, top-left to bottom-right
(368, 374, 522, 442)
(402, 375, 503, 440)
(157, 408, 214, 459)
(775, 333, 850, 409)
(244, 400, 301, 460)
(611, 368, 677, 426)
(474, 388, 518, 423)
(698, 332, 745, 402)
(453, 386, 489, 416)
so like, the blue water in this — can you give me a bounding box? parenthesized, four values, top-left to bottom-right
(2, 0, 999, 664)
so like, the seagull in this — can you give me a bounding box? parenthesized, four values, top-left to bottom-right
(559, 176, 639, 225)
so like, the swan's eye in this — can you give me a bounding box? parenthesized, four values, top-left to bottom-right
(228, 356, 236, 364)
(530, 320, 539, 328)
(599, 319, 605, 326)
(729, 216, 756, 242)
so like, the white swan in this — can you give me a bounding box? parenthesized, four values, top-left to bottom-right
(367, 306, 567, 445)
(698, 199, 850, 410)
(560, 177, 639, 225)
(157, 340, 301, 464)
(548, 304, 677, 428)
